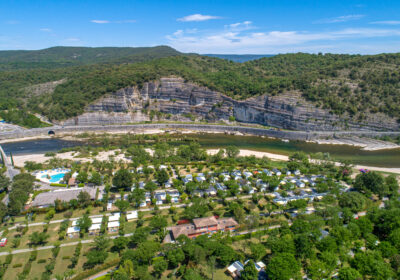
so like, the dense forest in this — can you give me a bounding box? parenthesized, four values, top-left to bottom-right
(0, 47, 399, 127)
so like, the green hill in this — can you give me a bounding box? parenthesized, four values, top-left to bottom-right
(0, 45, 181, 70)
(0, 49, 399, 128)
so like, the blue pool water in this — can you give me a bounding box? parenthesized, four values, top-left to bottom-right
(49, 173, 66, 183)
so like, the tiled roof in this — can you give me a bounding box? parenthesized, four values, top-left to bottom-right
(193, 216, 218, 228)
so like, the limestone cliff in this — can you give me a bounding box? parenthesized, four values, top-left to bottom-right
(60, 77, 399, 131)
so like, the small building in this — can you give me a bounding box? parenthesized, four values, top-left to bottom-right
(272, 168, 282, 176)
(227, 261, 244, 278)
(91, 217, 102, 224)
(109, 213, 120, 222)
(108, 221, 120, 233)
(227, 260, 266, 278)
(243, 171, 252, 178)
(88, 223, 101, 235)
(215, 183, 227, 191)
(126, 211, 138, 221)
(68, 177, 77, 187)
(107, 202, 112, 211)
(67, 226, 80, 238)
(205, 186, 217, 196)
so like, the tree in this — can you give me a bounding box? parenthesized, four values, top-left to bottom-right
(89, 172, 102, 186)
(250, 243, 266, 261)
(215, 244, 237, 266)
(144, 181, 157, 194)
(338, 267, 362, 280)
(184, 198, 209, 219)
(94, 235, 110, 251)
(339, 192, 367, 213)
(241, 260, 258, 280)
(266, 253, 300, 280)
(129, 227, 150, 247)
(166, 248, 185, 268)
(29, 231, 49, 246)
(115, 199, 129, 213)
(76, 214, 92, 233)
(0, 174, 10, 192)
(85, 250, 108, 268)
(352, 251, 393, 279)
(76, 171, 88, 183)
(156, 169, 169, 185)
(77, 191, 91, 207)
(0, 202, 7, 222)
(354, 171, 386, 197)
(225, 146, 240, 158)
(129, 188, 145, 206)
(113, 237, 128, 254)
(153, 258, 168, 277)
(112, 169, 133, 190)
(207, 255, 217, 280)
(233, 207, 245, 224)
(150, 215, 168, 232)
(385, 175, 399, 195)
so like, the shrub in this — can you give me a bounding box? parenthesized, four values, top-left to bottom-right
(29, 250, 38, 262)
(13, 263, 22, 268)
(50, 183, 67, 187)
(37, 259, 46, 264)
(5, 254, 13, 265)
(62, 256, 71, 260)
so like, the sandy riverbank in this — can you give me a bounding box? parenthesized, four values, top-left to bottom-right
(312, 137, 400, 151)
(12, 148, 400, 175)
(12, 150, 129, 167)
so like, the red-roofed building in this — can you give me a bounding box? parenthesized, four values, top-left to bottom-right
(170, 216, 238, 240)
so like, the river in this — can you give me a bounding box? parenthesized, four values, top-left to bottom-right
(1, 135, 400, 168)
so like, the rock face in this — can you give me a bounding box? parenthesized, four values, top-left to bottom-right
(60, 77, 399, 131)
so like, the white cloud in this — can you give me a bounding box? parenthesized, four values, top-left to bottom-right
(370, 20, 400, 25)
(177, 14, 221, 22)
(91, 20, 110, 24)
(314, 14, 365, 24)
(40, 28, 52, 32)
(167, 25, 400, 54)
(225, 21, 253, 31)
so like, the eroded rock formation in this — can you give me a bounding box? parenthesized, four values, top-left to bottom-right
(60, 77, 399, 131)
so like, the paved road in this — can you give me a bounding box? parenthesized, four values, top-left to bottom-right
(0, 144, 19, 180)
(0, 144, 20, 205)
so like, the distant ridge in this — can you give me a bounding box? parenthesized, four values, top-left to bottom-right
(0, 45, 181, 70)
(203, 54, 274, 62)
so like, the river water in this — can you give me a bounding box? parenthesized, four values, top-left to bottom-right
(1, 135, 399, 168)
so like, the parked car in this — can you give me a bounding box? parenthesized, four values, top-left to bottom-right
(0, 238, 7, 247)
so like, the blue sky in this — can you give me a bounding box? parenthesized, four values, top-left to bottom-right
(1, 0, 400, 54)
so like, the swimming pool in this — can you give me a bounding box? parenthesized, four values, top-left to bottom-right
(49, 173, 67, 183)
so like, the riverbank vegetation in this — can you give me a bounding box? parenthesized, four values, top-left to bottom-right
(1, 48, 400, 126)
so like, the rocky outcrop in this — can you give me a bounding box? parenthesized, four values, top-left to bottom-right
(60, 77, 399, 131)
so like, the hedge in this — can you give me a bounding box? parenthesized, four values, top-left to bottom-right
(70, 258, 120, 280)
(12, 263, 22, 268)
(50, 183, 67, 187)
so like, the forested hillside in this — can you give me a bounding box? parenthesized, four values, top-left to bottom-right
(0, 48, 399, 127)
(0, 46, 180, 71)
